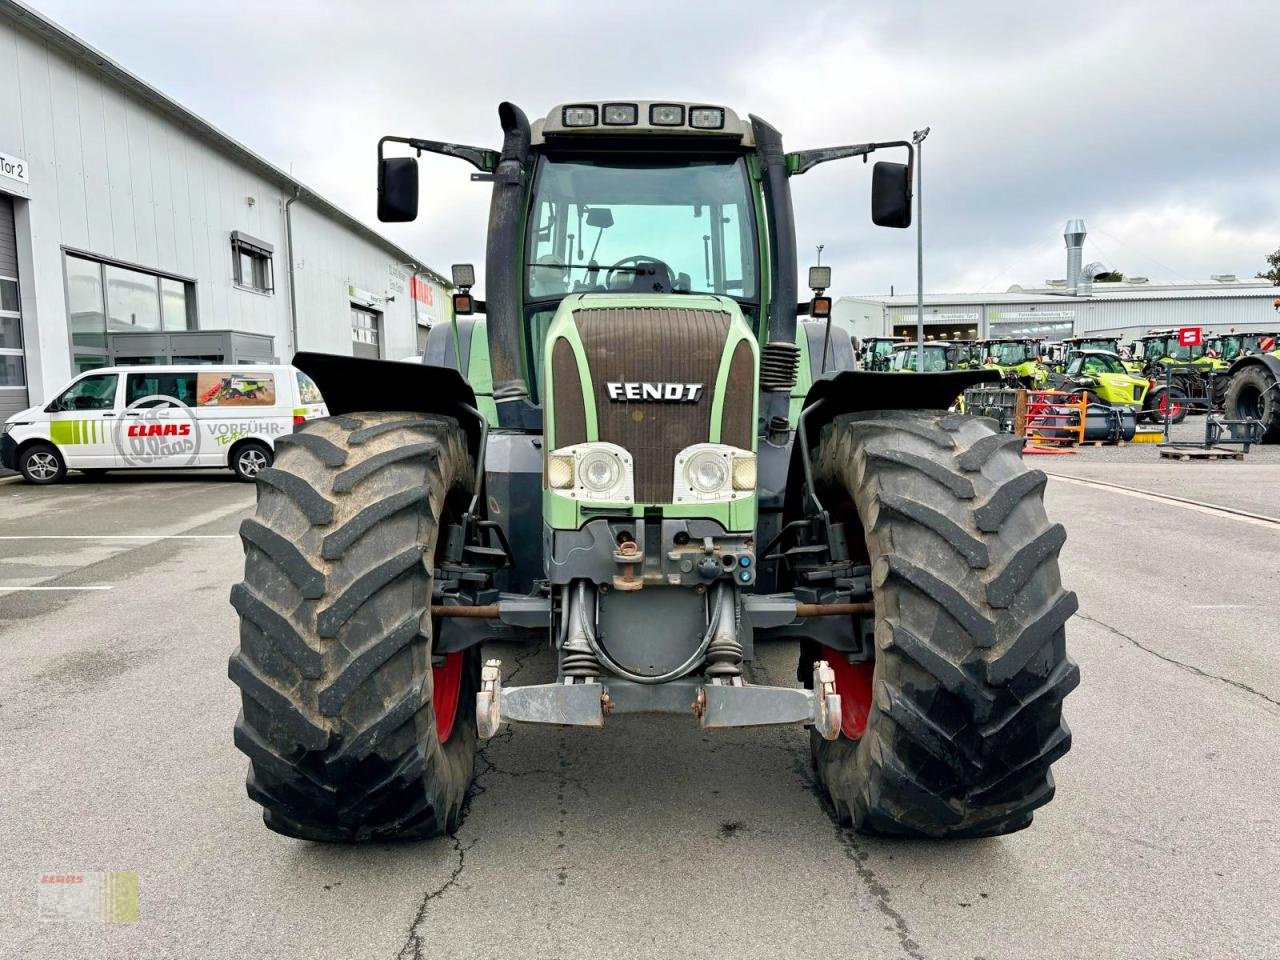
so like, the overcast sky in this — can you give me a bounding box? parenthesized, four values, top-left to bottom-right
(33, 0, 1280, 296)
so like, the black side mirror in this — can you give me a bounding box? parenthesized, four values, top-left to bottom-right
(871, 161, 912, 228)
(378, 156, 419, 222)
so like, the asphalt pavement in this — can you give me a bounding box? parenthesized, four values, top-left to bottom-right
(0, 461, 1277, 960)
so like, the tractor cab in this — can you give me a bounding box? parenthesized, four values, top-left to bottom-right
(1050, 350, 1149, 409)
(887, 341, 950, 372)
(982, 337, 1047, 387)
(858, 336, 901, 371)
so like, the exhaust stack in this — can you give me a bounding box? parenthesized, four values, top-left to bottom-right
(1064, 219, 1086, 294)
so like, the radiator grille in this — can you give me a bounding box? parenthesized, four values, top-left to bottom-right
(574, 307, 732, 502)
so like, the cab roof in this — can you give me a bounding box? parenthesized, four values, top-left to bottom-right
(532, 101, 752, 145)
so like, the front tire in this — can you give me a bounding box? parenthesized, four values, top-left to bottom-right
(228, 412, 480, 841)
(1146, 386, 1189, 425)
(808, 410, 1079, 837)
(19, 443, 66, 484)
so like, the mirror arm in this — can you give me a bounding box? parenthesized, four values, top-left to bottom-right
(786, 140, 914, 176)
(379, 134, 498, 173)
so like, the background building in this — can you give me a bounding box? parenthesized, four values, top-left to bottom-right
(0, 0, 449, 421)
(837, 219, 1280, 345)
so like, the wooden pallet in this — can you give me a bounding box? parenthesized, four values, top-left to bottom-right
(1157, 445, 1245, 462)
(1079, 439, 1127, 447)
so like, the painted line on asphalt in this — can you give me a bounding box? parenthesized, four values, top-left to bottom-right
(0, 534, 238, 540)
(0, 585, 114, 591)
(1046, 474, 1280, 529)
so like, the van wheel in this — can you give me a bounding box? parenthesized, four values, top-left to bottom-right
(232, 441, 273, 481)
(19, 444, 66, 485)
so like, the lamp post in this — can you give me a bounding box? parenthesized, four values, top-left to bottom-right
(912, 127, 930, 371)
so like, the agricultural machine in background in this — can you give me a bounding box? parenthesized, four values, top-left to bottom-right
(228, 100, 1079, 843)
(981, 337, 1049, 388)
(857, 335, 901, 371)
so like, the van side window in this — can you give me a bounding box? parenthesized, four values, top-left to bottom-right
(126, 372, 198, 408)
(196, 372, 276, 406)
(49, 373, 119, 412)
(295, 371, 323, 406)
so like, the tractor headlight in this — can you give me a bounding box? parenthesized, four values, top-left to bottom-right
(580, 449, 623, 493)
(546, 443, 633, 503)
(673, 444, 755, 503)
(685, 452, 729, 494)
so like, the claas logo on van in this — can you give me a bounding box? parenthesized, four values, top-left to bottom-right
(127, 423, 192, 438)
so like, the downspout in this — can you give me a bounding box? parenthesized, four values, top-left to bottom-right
(285, 187, 301, 358)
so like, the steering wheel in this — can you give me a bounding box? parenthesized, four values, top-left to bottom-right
(605, 256, 675, 292)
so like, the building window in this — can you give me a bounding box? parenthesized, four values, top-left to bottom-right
(351, 305, 381, 359)
(0, 277, 22, 388)
(231, 231, 274, 294)
(63, 253, 196, 370)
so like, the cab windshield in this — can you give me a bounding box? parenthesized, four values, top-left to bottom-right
(991, 342, 1034, 366)
(1067, 354, 1124, 376)
(890, 346, 947, 372)
(526, 156, 758, 302)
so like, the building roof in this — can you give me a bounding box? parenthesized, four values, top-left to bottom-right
(0, 0, 450, 288)
(856, 278, 1278, 308)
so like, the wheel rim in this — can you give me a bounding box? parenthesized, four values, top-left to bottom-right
(1158, 394, 1184, 418)
(433, 652, 464, 742)
(1237, 386, 1262, 420)
(821, 645, 874, 740)
(27, 452, 58, 480)
(239, 449, 267, 477)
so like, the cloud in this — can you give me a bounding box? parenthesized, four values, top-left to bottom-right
(30, 0, 1280, 296)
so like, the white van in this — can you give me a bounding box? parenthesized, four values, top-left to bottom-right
(1, 364, 327, 484)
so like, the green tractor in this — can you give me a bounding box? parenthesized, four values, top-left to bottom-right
(858, 335, 902, 371)
(1216, 332, 1280, 441)
(228, 100, 1078, 842)
(981, 337, 1049, 387)
(887, 340, 977, 374)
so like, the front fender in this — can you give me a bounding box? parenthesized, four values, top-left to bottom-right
(781, 368, 999, 522)
(1228, 352, 1280, 382)
(292, 351, 484, 459)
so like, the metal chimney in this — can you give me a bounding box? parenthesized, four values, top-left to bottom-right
(1064, 218, 1086, 294)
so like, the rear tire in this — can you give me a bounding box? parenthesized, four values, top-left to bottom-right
(231, 440, 273, 482)
(228, 412, 479, 841)
(807, 410, 1079, 837)
(1224, 365, 1280, 442)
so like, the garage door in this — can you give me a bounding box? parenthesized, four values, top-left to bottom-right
(351, 304, 381, 360)
(0, 193, 28, 420)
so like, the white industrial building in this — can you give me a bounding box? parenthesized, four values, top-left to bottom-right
(0, 0, 450, 421)
(837, 219, 1280, 344)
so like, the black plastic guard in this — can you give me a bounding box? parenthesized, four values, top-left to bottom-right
(292, 351, 484, 458)
(801, 368, 1000, 437)
(1228, 351, 1280, 381)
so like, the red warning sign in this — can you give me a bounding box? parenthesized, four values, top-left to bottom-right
(1261, 336, 1276, 352)
(1178, 327, 1202, 348)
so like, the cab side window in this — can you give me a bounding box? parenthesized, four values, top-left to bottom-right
(49, 373, 119, 412)
(126, 372, 198, 408)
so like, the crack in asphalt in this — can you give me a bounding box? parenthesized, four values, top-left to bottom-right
(786, 745, 928, 960)
(395, 834, 476, 960)
(1078, 612, 1280, 710)
(393, 642, 538, 960)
